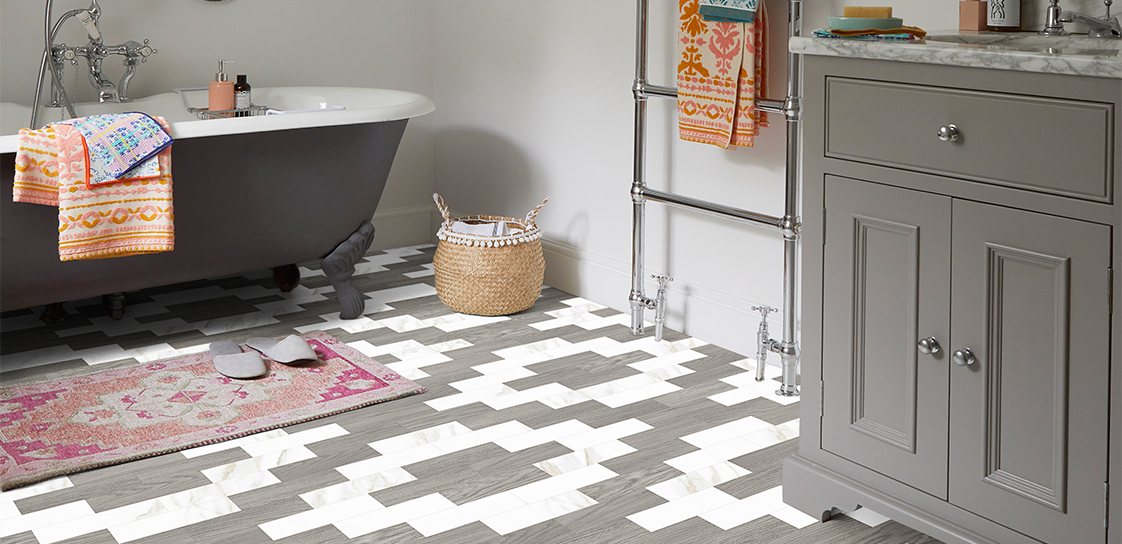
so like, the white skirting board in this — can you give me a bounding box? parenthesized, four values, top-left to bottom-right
(369, 205, 438, 251)
(541, 238, 791, 368)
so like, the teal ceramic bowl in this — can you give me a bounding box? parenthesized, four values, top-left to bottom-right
(827, 16, 904, 30)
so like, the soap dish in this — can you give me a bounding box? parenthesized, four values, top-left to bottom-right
(827, 16, 904, 30)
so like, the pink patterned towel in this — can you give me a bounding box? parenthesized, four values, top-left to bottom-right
(676, 0, 769, 149)
(56, 113, 171, 189)
(12, 118, 174, 261)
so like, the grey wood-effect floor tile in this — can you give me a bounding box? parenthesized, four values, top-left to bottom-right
(0, 245, 945, 544)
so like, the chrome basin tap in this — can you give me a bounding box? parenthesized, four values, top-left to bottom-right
(29, 0, 158, 128)
(1060, 0, 1121, 38)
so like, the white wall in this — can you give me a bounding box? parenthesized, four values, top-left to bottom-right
(430, 0, 960, 358)
(2, 0, 1098, 356)
(0, 0, 437, 250)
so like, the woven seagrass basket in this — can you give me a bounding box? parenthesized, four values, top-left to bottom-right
(432, 193, 549, 316)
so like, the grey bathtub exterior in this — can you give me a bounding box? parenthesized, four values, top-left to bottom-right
(1, 119, 408, 314)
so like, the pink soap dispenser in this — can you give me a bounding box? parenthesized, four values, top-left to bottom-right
(208, 59, 235, 113)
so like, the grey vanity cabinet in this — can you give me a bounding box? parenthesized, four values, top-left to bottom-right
(786, 54, 1119, 544)
(822, 175, 1110, 544)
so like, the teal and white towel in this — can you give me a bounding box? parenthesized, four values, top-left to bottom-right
(699, 0, 758, 23)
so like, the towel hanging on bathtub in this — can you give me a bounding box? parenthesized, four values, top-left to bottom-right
(55, 112, 172, 189)
(13, 117, 174, 261)
(676, 0, 768, 149)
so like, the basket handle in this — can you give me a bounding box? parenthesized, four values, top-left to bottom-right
(433, 193, 451, 225)
(525, 197, 550, 223)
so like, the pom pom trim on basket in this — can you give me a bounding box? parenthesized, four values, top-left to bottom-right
(435, 218, 543, 247)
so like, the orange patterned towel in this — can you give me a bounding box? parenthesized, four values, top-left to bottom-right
(13, 118, 174, 261)
(13, 127, 62, 206)
(676, 0, 768, 148)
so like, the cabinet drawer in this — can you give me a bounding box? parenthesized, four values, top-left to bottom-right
(825, 77, 1114, 203)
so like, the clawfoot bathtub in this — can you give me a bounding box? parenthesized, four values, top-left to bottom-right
(0, 87, 434, 319)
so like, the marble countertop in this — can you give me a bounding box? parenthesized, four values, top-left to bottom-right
(790, 31, 1121, 78)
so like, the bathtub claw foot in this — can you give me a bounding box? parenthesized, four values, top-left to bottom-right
(103, 292, 126, 320)
(271, 264, 301, 292)
(39, 303, 68, 323)
(323, 220, 376, 320)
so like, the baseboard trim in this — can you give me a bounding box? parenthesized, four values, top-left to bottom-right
(370, 205, 435, 251)
(541, 237, 787, 360)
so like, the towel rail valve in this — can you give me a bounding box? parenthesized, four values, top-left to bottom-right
(652, 274, 673, 342)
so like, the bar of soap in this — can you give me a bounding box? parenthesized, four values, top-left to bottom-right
(843, 6, 893, 18)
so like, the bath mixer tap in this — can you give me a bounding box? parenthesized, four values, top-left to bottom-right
(1041, 0, 1070, 35)
(30, 0, 158, 128)
(1060, 0, 1121, 38)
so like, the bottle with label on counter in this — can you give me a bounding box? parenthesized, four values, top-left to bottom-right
(208, 59, 235, 114)
(987, 0, 1020, 31)
(234, 75, 251, 117)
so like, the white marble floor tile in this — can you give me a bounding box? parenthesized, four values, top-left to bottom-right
(201, 445, 317, 483)
(482, 489, 598, 535)
(0, 476, 73, 504)
(539, 389, 595, 409)
(742, 419, 799, 449)
(403, 264, 435, 278)
(494, 419, 595, 452)
(627, 349, 707, 373)
(698, 485, 784, 530)
(664, 438, 761, 474)
(432, 314, 510, 332)
(491, 338, 573, 360)
(508, 464, 617, 505)
(680, 416, 773, 449)
(240, 423, 349, 457)
(843, 506, 892, 527)
(334, 493, 456, 539)
(596, 380, 682, 408)
(259, 494, 384, 540)
(409, 491, 526, 537)
(425, 383, 517, 411)
(646, 461, 752, 501)
(448, 366, 537, 392)
(591, 336, 660, 358)
(180, 429, 289, 459)
(108, 496, 239, 543)
(627, 487, 739, 532)
(370, 421, 473, 454)
(299, 467, 416, 508)
(193, 312, 281, 336)
(534, 440, 636, 476)
(431, 420, 533, 454)
(556, 418, 653, 451)
(31, 499, 165, 544)
(772, 505, 819, 529)
(0, 501, 20, 520)
(482, 383, 574, 410)
(335, 443, 444, 480)
(1, 501, 95, 539)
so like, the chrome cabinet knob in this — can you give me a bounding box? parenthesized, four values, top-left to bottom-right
(917, 336, 941, 355)
(952, 348, 977, 366)
(937, 124, 959, 142)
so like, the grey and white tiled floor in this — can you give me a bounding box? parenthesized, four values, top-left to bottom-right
(0, 245, 941, 543)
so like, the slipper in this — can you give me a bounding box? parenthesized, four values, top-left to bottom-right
(245, 335, 318, 364)
(210, 340, 267, 379)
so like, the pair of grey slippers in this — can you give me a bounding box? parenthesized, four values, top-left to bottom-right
(210, 335, 319, 379)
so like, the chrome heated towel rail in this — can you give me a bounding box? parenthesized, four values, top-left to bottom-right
(629, 0, 802, 396)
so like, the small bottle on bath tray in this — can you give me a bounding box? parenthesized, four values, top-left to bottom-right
(234, 75, 251, 117)
(208, 59, 235, 115)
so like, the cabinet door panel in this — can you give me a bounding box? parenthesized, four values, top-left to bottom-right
(949, 200, 1110, 544)
(822, 176, 951, 498)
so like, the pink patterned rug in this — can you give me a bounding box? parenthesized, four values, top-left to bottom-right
(0, 331, 424, 490)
